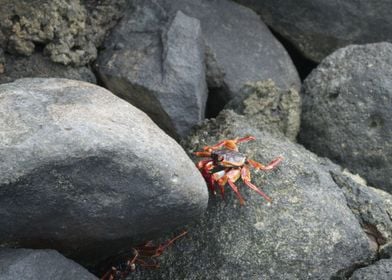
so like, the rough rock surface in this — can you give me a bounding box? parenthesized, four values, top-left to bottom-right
(124, 110, 384, 280)
(164, 0, 300, 96)
(235, 0, 392, 62)
(331, 171, 392, 247)
(299, 43, 392, 194)
(97, 8, 207, 138)
(225, 79, 301, 141)
(349, 259, 392, 280)
(0, 78, 208, 266)
(0, 248, 97, 280)
(0, 0, 126, 65)
(0, 52, 96, 84)
(0, 48, 4, 74)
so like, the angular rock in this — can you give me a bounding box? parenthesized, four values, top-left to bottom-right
(97, 8, 207, 138)
(0, 52, 96, 84)
(0, 0, 126, 65)
(331, 171, 392, 246)
(299, 43, 392, 194)
(164, 0, 300, 96)
(0, 248, 97, 280)
(349, 259, 392, 280)
(126, 110, 377, 279)
(0, 78, 208, 266)
(236, 0, 392, 62)
(225, 79, 301, 141)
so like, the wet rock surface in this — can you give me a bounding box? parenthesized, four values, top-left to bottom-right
(299, 43, 392, 194)
(97, 8, 207, 138)
(0, 52, 96, 84)
(236, 0, 392, 62)
(0, 78, 208, 267)
(0, 248, 98, 280)
(225, 79, 301, 141)
(125, 110, 380, 280)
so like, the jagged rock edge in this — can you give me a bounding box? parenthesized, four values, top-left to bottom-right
(329, 171, 388, 279)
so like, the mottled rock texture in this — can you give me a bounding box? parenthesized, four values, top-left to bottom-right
(225, 79, 300, 141)
(236, 0, 392, 62)
(300, 43, 392, 194)
(349, 259, 392, 280)
(0, 0, 126, 65)
(0, 52, 96, 84)
(0, 78, 208, 266)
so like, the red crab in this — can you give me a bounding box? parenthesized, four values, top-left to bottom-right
(194, 136, 283, 205)
(101, 231, 187, 280)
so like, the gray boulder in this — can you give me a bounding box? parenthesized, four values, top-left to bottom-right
(0, 52, 96, 84)
(236, 0, 392, 62)
(331, 171, 392, 247)
(97, 9, 207, 138)
(124, 110, 391, 279)
(0, 0, 126, 65)
(349, 259, 392, 280)
(225, 79, 301, 141)
(299, 43, 392, 194)
(164, 0, 300, 96)
(0, 249, 97, 280)
(0, 78, 208, 266)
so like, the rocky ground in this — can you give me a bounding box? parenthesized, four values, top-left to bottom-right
(0, 0, 391, 279)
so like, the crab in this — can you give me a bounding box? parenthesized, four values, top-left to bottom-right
(194, 136, 283, 205)
(101, 231, 188, 280)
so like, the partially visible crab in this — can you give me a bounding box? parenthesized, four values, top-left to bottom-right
(194, 136, 283, 205)
(101, 231, 188, 280)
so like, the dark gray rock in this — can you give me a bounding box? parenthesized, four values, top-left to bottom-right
(97, 8, 207, 138)
(331, 171, 392, 247)
(0, 0, 126, 65)
(349, 259, 392, 280)
(164, 0, 300, 96)
(0, 78, 208, 266)
(225, 79, 301, 141)
(0, 52, 96, 84)
(0, 248, 97, 280)
(0, 48, 4, 74)
(125, 110, 376, 280)
(236, 0, 392, 62)
(299, 43, 392, 194)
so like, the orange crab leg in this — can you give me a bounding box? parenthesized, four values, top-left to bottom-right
(247, 156, 283, 171)
(241, 165, 272, 202)
(199, 135, 256, 153)
(223, 169, 245, 205)
(194, 151, 212, 157)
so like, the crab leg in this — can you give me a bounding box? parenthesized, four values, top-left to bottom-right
(221, 168, 245, 205)
(196, 160, 216, 193)
(241, 165, 272, 202)
(247, 156, 283, 171)
(199, 135, 256, 153)
(194, 151, 212, 157)
(211, 170, 226, 199)
(151, 230, 188, 257)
